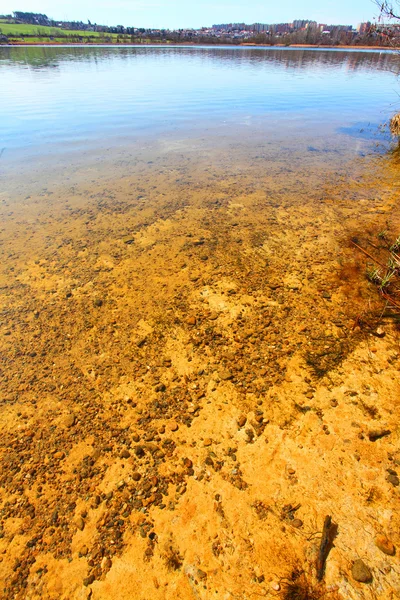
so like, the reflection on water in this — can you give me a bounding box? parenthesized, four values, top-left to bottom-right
(0, 46, 399, 168)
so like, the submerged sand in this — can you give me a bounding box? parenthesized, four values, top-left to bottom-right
(0, 138, 399, 599)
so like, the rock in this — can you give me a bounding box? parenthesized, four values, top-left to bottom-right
(122, 236, 134, 244)
(330, 399, 338, 407)
(288, 468, 296, 475)
(197, 569, 207, 580)
(75, 517, 85, 531)
(168, 421, 179, 432)
(368, 429, 391, 442)
(285, 276, 302, 290)
(271, 582, 280, 591)
(83, 574, 95, 587)
(120, 449, 130, 459)
(187, 316, 197, 326)
(54, 451, 65, 459)
(155, 383, 166, 393)
(64, 414, 76, 428)
(351, 559, 372, 583)
(93, 298, 103, 308)
(292, 519, 303, 528)
(237, 415, 247, 428)
(132, 472, 141, 481)
(375, 535, 395, 556)
(374, 327, 385, 338)
(386, 473, 399, 487)
(219, 369, 233, 381)
(203, 438, 212, 447)
(79, 545, 89, 557)
(101, 556, 112, 570)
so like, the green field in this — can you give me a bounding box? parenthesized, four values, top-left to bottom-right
(0, 21, 124, 39)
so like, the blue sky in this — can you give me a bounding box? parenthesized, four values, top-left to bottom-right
(1, 0, 379, 29)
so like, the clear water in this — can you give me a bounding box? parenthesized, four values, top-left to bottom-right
(1, 45, 399, 167)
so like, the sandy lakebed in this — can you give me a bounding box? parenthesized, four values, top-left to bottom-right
(0, 135, 399, 600)
(1, 43, 400, 600)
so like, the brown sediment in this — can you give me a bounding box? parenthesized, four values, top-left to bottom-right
(0, 143, 399, 599)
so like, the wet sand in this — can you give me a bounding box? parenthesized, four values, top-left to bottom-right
(0, 139, 399, 599)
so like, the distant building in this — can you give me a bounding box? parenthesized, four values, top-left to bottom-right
(357, 21, 371, 34)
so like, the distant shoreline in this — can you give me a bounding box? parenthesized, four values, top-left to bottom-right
(3, 41, 399, 50)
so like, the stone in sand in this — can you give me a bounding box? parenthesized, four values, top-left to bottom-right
(351, 559, 372, 583)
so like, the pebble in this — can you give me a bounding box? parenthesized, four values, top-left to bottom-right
(237, 415, 247, 428)
(330, 399, 338, 407)
(375, 535, 395, 556)
(187, 316, 197, 326)
(101, 556, 112, 570)
(83, 575, 95, 587)
(219, 369, 233, 381)
(288, 468, 296, 475)
(79, 545, 89, 557)
(271, 582, 280, 591)
(64, 413, 76, 428)
(75, 517, 85, 531)
(132, 472, 141, 481)
(203, 438, 212, 447)
(387, 473, 399, 487)
(120, 449, 130, 459)
(168, 421, 179, 432)
(292, 519, 303, 528)
(197, 569, 207, 580)
(351, 559, 372, 583)
(93, 298, 103, 307)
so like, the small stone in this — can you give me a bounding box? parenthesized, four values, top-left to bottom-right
(197, 569, 207, 580)
(237, 415, 247, 428)
(330, 399, 338, 407)
(375, 327, 385, 338)
(54, 451, 65, 459)
(64, 413, 76, 428)
(375, 535, 395, 556)
(351, 559, 372, 583)
(83, 575, 95, 587)
(203, 438, 212, 447)
(187, 316, 197, 326)
(219, 369, 233, 381)
(292, 519, 303, 528)
(101, 556, 112, 570)
(120, 449, 130, 459)
(288, 468, 296, 475)
(132, 472, 141, 481)
(155, 383, 166, 393)
(93, 298, 103, 308)
(168, 421, 179, 432)
(386, 473, 399, 487)
(75, 517, 85, 531)
(368, 429, 391, 442)
(122, 236, 134, 245)
(79, 545, 89, 557)
(271, 582, 280, 591)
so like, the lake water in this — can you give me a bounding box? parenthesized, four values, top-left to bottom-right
(0, 46, 399, 170)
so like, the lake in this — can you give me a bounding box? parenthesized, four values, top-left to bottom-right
(0, 46, 399, 170)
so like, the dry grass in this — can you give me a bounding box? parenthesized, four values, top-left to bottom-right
(279, 569, 325, 600)
(390, 113, 400, 136)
